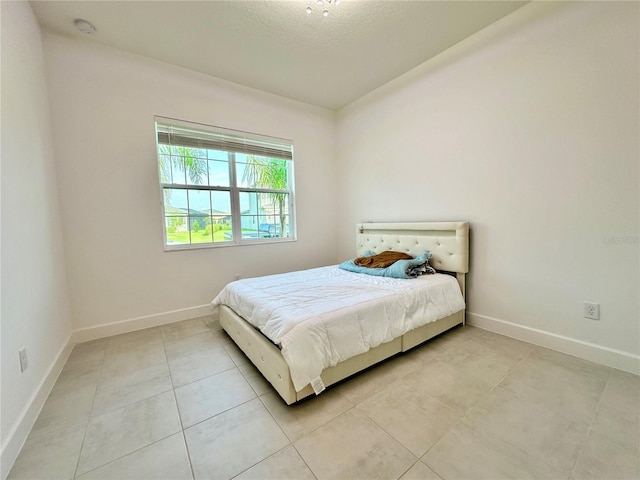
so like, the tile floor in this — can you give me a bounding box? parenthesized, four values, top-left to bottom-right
(8, 316, 640, 480)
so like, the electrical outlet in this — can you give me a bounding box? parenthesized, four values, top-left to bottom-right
(19, 348, 28, 372)
(584, 302, 600, 320)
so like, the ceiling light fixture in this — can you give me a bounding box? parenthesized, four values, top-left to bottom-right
(305, 0, 341, 17)
(74, 19, 96, 35)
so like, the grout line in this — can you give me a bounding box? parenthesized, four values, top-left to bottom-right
(492, 345, 533, 388)
(229, 443, 294, 480)
(71, 340, 108, 479)
(182, 396, 257, 431)
(75, 323, 191, 477)
(180, 429, 196, 480)
(73, 433, 185, 479)
(396, 459, 421, 480)
(160, 325, 196, 480)
(290, 442, 320, 480)
(567, 368, 613, 479)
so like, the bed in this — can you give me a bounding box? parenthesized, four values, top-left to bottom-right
(211, 221, 469, 405)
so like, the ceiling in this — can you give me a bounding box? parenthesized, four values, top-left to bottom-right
(31, 0, 528, 110)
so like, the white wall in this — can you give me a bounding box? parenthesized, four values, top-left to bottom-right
(0, 1, 73, 475)
(336, 2, 639, 365)
(42, 33, 338, 333)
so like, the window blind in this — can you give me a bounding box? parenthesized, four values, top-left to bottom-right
(156, 119, 293, 161)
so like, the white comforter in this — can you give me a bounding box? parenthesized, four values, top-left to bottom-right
(211, 266, 465, 392)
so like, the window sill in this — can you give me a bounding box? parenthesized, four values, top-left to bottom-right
(163, 237, 297, 252)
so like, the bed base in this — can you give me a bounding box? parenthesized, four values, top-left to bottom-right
(220, 304, 463, 405)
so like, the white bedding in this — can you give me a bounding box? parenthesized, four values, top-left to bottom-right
(211, 266, 465, 392)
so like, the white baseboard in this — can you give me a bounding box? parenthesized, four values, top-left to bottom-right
(73, 304, 213, 344)
(467, 312, 640, 376)
(0, 335, 74, 480)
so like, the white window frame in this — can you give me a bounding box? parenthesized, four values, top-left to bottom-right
(155, 116, 296, 251)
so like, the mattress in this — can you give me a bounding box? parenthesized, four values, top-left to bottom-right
(211, 266, 465, 392)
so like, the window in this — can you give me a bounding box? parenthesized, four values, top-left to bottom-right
(155, 117, 295, 250)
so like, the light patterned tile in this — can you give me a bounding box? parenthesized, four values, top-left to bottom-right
(234, 445, 315, 480)
(92, 362, 173, 415)
(76, 433, 193, 480)
(260, 389, 352, 441)
(52, 356, 103, 395)
(106, 327, 162, 349)
(462, 387, 589, 476)
(175, 368, 256, 427)
(202, 315, 222, 333)
(500, 351, 607, 424)
(571, 424, 640, 480)
(400, 326, 475, 365)
(357, 380, 460, 457)
(437, 337, 523, 386)
(597, 370, 640, 433)
(530, 346, 611, 384)
(167, 343, 236, 387)
(401, 358, 493, 413)
(399, 461, 442, 480)
(161, 318, 210, 343)
(571, 370, 640, 480)
(238, 363, 274, 397)
(102, 336, 166, 376)
(185, 398, 289, 480)
(218, 336, 251, 367)
(8, 421, 86, 480)
(16, 317, 636, 480)
(76, 391, 181, 475)
(65, 339, 107, 368)
(333, 351, 423, 405)
(295, 409, 416, 480)
(467, 330, 535, 361)
(164, 331, 221, 359)
(331, 363, 388, 405)
(31, 384, 95, 436)
(423, 423, 564, 480)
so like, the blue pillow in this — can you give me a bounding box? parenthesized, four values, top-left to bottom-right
(339, 252, 435, 279)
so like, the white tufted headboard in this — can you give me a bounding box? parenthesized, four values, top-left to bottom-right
(356, 222, 469, 296)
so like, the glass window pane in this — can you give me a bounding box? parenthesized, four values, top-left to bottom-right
(211, 190, 231, 214)
(258, 215, 289, 238)
(241, 215, 260, 239)
(171, 156, 187, 185)
(165, 217, 189, 245)
(259, 215, 276, 238)
(215, 219, 233, 242)
(237, 192, 290, 240)
(164, 189, 188, 214)
(158, 153, 172, 183)
(208, 160, 230, 187)
(188, 189, 211, 215)
(189, 215, 212, 244)
(207, 149, 227, 161)
(210, 191, 232, 242)
(239, 192, 258, 215)
(186, 158, 208, 186)
(257, 192, 289, 216)
(235, 160, 249, 188)
(236, 156, 288, 190)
